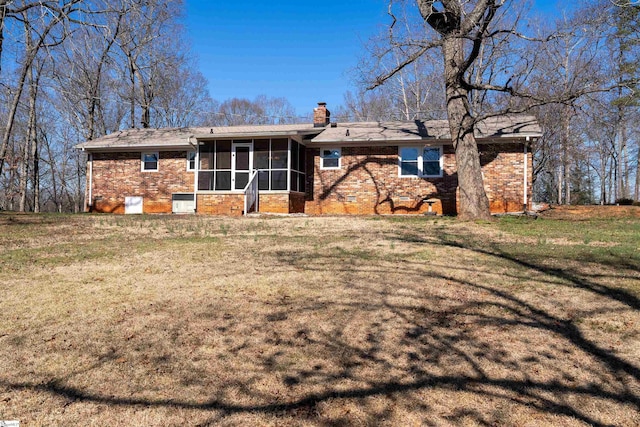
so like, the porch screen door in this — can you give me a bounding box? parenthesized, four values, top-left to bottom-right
(233, 144, 252, 190)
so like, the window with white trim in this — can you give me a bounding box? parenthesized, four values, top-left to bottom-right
(399, 146, 443, 177)
(320, 148, 341, 169)
(187, 151, 196, 171)
(141, 152, 159, 172)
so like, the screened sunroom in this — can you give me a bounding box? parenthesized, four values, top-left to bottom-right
(195, 138, 306, 193)
(190, 135, 311, 215)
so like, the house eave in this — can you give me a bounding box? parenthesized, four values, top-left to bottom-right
(310, 134, 541, 148)
(75, 143, 192, 152)
(192, 129, 322, 141)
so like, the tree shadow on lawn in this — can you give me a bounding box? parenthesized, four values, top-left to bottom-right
(2, 226, 639, 425)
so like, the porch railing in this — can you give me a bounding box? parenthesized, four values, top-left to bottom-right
(243, 170, 259, 216)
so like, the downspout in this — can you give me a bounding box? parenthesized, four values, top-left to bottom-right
(524, 137, 529, 213)
(188, 135, 198, 213)
(89, 152, 93, 212)
(83, 149, 93, 213)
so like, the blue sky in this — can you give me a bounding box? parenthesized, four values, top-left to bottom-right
(184, 1, 561, 117)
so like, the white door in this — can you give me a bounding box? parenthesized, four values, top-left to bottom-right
(232, 143, 252, 190)
(124, 196, 143, 214)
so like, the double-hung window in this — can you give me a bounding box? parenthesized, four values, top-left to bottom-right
(399, 146, 443, 177)
(187, 151, 196, 171)
(141, 152, 159, 172)
(320, 148, 341, 169)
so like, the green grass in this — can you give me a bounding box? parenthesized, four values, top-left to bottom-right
(492, 216, 640, 269)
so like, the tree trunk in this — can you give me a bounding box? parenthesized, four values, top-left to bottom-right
(621, 127, 629, 198)
(562, 144, 570, 205)
(19, 62, 39, 212)
(442, 37, 491, 220)
(29, 64, 40, 212)
(616, 120, 627, 200)
(559, 105, 571, 205)
(18, 137, 28, 212)
(7, 154, 16, 210)
(600, 153, 607, 205)
(634, 140, 640, 202)
(0, 1, 6, 75)
(44, 135, 58, 212)
(32, 132, 39, 213)
(129, 55, 136, 128)
(557, 167, 563, 204)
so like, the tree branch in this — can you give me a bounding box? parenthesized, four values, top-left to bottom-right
(366, 40, 442, 90)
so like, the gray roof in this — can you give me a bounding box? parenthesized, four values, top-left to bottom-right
(76, 127, 208, 150)
(311, 115, 541, 144)
(75, 124, 321, 150)
(197, 123, 320, 139)
(76, 115, 541, 151)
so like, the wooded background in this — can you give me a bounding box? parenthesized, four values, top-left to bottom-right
(0, 0, 638, 213)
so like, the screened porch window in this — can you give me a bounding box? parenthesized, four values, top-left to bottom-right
(198, 140, 232, 191)
(197, 138, 305, 192)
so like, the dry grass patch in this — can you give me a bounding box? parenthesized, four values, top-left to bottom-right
(0, 213, 638, 426)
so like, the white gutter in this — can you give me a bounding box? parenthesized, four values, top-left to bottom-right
(188, 135, 198, 214)
(524, 137, 529, 212)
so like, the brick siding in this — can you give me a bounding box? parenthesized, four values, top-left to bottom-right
(305, 143, 531, 215)
(87, 143, 531, 216)
(480, 143, 532, 213)
(196, 194, 244, 215)
(89, 151, 194, 214)
(196, 193, 304, 216)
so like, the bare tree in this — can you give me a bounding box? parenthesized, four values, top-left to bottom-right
(0, 0, 214, 212)
(0, 0, 83, 179)
(368, 1, 524, 219)
(364, 0, 640, 213)
(211, 96, 300, 126)
(150, 63, 215, 128)
(608, 3, 640, 201)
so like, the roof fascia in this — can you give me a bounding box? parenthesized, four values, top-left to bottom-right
(78, 144, 192, 153)
(193, 129, 322, 141)
(310, 135, 538, 148)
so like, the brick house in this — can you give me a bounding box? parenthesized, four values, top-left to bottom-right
(76, 103, 541, 216)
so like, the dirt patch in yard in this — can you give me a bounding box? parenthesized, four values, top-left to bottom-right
(0, 213, 638, 426)
(540, 204, 640, 220)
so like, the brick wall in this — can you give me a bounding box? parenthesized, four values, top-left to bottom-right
(480, 143, 532, 213)
(89, 151, 194, 214)
(290, 192, 306, 213)
(197, 194, 244, 215)
(88, 142, 531, 216)
(305, 143, 531, 215)
(196, 193, 304, 216)
(258, 193, 291, 214)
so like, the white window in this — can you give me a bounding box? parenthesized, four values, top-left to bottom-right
(422, 147, 442, 176)
(320, 148, 341, 170)
(399, 146, 443, 177)
(187, 151, 196, 171)
(141, 152, 159, 172)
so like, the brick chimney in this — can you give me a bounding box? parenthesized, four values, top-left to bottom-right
(313, 102, 330, 127)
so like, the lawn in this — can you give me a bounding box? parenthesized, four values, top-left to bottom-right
(0, 212, 638, 426)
